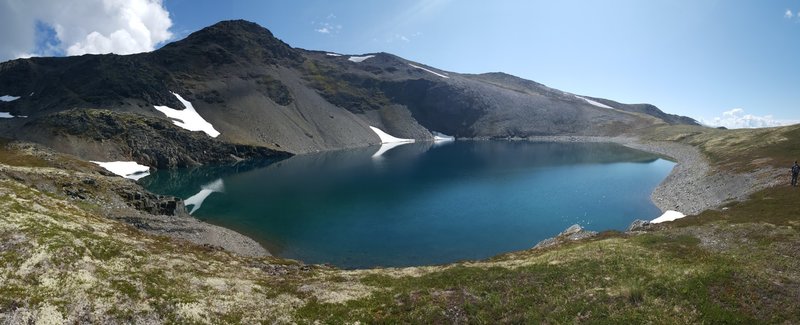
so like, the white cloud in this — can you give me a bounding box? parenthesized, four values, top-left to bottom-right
(786, 9, 794, 19)
(313, 14, 341, 35)
(701, 108, 798, 129)
(0, 0, 172, 62)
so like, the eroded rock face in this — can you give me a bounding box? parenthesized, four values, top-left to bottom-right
(114, 188, 187, 217)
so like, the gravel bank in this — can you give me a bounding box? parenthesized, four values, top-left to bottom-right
(623, 139, 784, 215)
(525, 136, 785, 215)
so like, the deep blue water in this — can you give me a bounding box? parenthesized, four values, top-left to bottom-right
(141, 141, 674, 269)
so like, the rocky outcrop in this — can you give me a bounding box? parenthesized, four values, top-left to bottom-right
(626, 219, 651, 232)
(21, 109, 292, 169)
(534, 224, 598, 249)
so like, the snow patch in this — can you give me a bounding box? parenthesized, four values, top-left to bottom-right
(154, 92, 220, 137)
(0, 95, 20, 102)
(0, 112, 26, 118)
(432, 131, 455, 142)
(368, 126, 414, 159)
(326, 53, 342, 57)
(408, 63, 450, 79)
(650, 210, 686, 224)
(91, 161, 151, 180)
(348, 55, 375, 63)
(575, 95, 614, 110)
(184, 179, 225, 214)
(369, 126, 415, 144)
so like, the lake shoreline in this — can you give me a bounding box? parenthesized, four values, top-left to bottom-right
(170, 135, 784, 262)
(516, 136, 784, 216)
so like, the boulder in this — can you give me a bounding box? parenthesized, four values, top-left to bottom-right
(626, 219, 651, 232)
(534, 224, 598, 249)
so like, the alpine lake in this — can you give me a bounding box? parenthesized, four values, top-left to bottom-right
(141, 141, 674, 269)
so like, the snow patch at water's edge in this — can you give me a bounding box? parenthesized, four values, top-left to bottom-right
(368, 126, 415, 159)
(91, 161, 151, 180)
(433, 131, 455, 142)
(650, 210, 686, 224)
(0, 95, 20, 102)
(368, 126, 415, 144)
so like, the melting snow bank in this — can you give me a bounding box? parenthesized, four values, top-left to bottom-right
(91, 161, 151, 180)
(184, 179, 225, 214)
(0, 95, 20, 102)
(0, 112, 26, 118)
(575, 95, 615, 110)
(432, 131, 455, 142)
(154, 92, 220, 137)
(348, 55, 375, 63)
(408, 63, 450, 79)
(369, 126, 415, 144)
(368, 126, 414, 159)
(326, 53, 342, 57)
(650, 210, 686, 224)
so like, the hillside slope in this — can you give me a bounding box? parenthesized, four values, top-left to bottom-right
(0, 20, 697, 163)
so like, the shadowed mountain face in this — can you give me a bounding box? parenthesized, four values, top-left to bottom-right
(0, 20, 697, 165)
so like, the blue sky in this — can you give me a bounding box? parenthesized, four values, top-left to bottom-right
(2, 0, 798, 127)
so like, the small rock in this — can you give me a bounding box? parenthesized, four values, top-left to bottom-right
(626, 219, 650, 232)
(559, 224, 583, 237)
(534, 224, 598, 249)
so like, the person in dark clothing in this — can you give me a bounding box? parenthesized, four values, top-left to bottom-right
(792, 161, 800, 187)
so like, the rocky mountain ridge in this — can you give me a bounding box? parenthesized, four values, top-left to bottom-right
(0, 20, 698, 166)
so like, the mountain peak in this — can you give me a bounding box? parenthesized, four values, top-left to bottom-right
(203, 19, 278, 39)
(157, 19, 300, 65)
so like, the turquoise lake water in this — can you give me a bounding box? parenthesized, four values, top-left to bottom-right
(141, 141, 674, 269)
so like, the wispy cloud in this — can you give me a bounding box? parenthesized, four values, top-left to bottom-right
(382, 32, 422, 44)
(701, 108, 798, 129)
(313, 14, 341, 35)
(368, 0, 451, 41)
(786, 9, 794, 19)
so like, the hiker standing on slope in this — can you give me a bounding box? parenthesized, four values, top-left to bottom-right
(792, 161, 800, 187)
